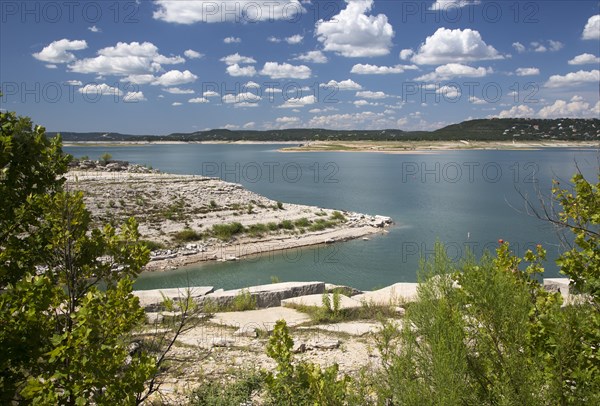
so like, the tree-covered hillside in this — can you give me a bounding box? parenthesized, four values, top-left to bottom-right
(50, 118, 600, 142)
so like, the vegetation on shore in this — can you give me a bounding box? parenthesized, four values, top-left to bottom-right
(51, 118, 599, 142)
(169, 213, 347, 245)
(2, 107, 598, 404)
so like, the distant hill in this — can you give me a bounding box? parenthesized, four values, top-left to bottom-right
(49, 118, 600, 142)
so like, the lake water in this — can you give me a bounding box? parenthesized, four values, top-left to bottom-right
(64, 144, 599, 291)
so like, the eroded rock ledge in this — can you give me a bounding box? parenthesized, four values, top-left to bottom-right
(66, 169, 393, 271)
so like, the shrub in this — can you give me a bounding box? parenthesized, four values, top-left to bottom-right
(294, 217, 311, 228)
(230, 289, 257, 311)
(263, 320, 350, 406)
(277, 201, 284, 210)
(267, 222, 279, 231)
(189, 372, 262, 406)
(279, 220, 294, 230)
(330, 211, 346, 221)
(171, 228, 202, 243)
(140, 239, 166, 251)
(247, 223, 268, 237)
(371, 241, 599, 405)
(161, 198, 187, 221)
(100, 152, 112, 163)
(211, 222, 245, 241)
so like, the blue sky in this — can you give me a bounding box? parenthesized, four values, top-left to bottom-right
(1, 0, 599, 134)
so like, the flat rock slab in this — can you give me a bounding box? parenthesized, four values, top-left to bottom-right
(307, 321, 383, 336)
(543, 278, 570, 296)
(353, 283, 418, 306)
(281, 293, 362, 310)
(201, 281, 325, 308)
(211, 307, 311, 335)
(134, 286, 214, 310)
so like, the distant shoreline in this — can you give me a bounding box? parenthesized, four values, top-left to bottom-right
(279, 140, 599, 153)
(63, 141, 302, 147)
(63, 140, 599, 152)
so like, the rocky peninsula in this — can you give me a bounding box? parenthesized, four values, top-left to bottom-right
(66, 160, 392, 272)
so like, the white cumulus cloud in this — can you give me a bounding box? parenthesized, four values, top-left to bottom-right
(429, 0, 480, 10)
(351, 64, 418, 74)
(163, 87, 195, 94)
(189, 97, 209, 103)
(260, 62, 311, 79)
(278, 95, 316, 108)
(408, 28, 503, 65)
(68, 41, 184, 76)
(496, 105, 535, 118)
(153, 0, 305, 24)
(582, 15, 600, 40)
(220, 53, 257, 65)
(243, 81, 261, 89)
(320, 79, 362, 90)
(184, 49, 203, 59)
(124, 91, 146, 102)
(286, 34, 303, 44)
(568, 53, 600, 65)
(316, 0, 394, 57)
(293, 50, 328, 64)
(515, 67, 540, 76)
(512, 42, 526, 53)
(33, 39, 87, 64)
(224, 37, 241, 44)
(222, 92, 262, 105)
(226, 64, 257, 77)
(154, 70, 198, 86)
(276, 116, 301, 127)
(78, 83, 123, 97)
(415, 63, 492, 81)
(538, 99, 599, 118)
(356, 90, 388, 99)
(203, 90, 220, 97)
(545, 70, 600, 88)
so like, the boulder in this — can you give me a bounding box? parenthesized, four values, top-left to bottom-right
(353, 283, 419, 306)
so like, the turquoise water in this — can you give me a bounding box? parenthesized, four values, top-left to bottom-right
(64, 144, 599, 291)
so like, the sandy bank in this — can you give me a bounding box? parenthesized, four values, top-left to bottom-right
(280, 140, 599, 153)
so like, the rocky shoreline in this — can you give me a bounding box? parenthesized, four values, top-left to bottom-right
(66, 162, 392, 272)
(132, 278, 574, 403)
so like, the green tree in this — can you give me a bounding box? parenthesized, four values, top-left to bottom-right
(0, 110, 166, 404)
(552, 173, 600, 304)
(0, 110, 70, 286)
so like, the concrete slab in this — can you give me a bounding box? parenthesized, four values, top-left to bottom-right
(281, 293, 362, 310)
(211, 307, 311, 335)
(201, 281, 325, 308)
(353, 283, 419, 306)
(134, 286, 214, 310)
